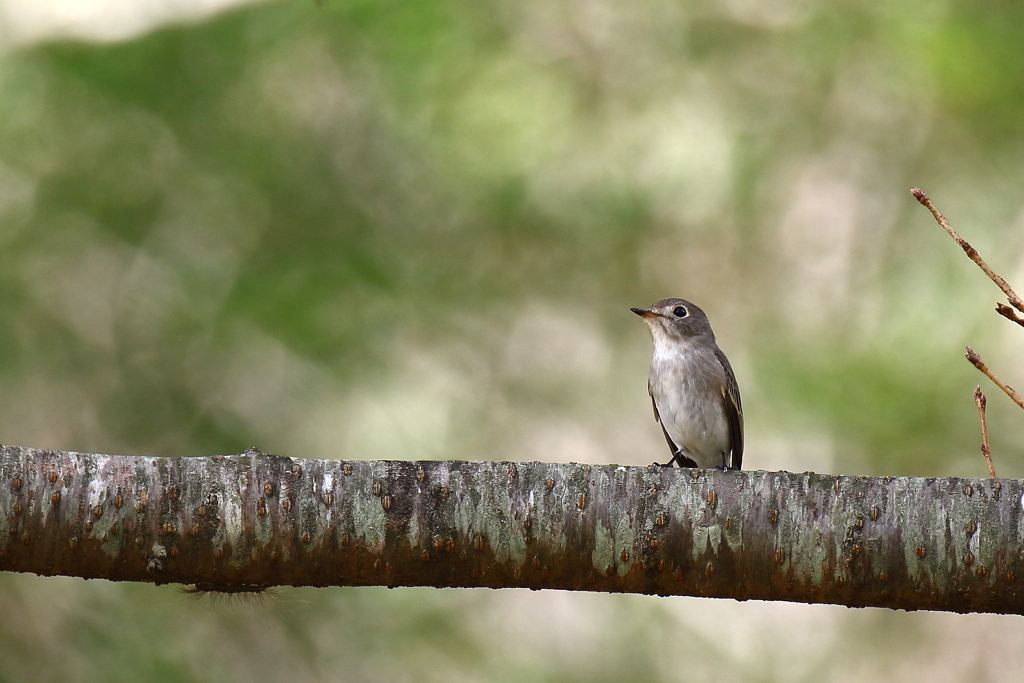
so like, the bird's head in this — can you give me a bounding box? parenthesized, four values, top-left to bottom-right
(630, 298, 714, 344)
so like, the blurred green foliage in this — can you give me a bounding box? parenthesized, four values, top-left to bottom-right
(3, 0, 1024, 680)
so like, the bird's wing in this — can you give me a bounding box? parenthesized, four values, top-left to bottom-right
(715, 347, 744, 470)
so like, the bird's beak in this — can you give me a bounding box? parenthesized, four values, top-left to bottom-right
(631, 307, 657, 319)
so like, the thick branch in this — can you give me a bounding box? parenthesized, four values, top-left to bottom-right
(1, 446, 1022, 614)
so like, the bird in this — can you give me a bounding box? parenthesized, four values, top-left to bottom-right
(631, 298, 743, 469)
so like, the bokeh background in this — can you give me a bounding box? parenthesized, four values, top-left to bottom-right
(1, 0, 1024, 680)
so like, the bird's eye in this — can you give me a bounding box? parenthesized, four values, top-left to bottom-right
(672, 306, 688, 318)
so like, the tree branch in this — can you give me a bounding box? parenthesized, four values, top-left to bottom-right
(965, 346, 1024, 410)
(995, 303, 1024, 329)
(912, 188, 1024, 313)
(974, 386, 996, 479)
(1, 446, 1022, 614)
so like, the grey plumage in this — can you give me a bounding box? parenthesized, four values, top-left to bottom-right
(631, 298, 743, 469)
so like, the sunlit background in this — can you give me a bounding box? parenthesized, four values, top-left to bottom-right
(2, 0, 1024, 680)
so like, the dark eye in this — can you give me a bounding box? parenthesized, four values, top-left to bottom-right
(672, 306, 688, 318)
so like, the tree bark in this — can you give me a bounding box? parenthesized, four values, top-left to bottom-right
(0, 445, 1020, 614)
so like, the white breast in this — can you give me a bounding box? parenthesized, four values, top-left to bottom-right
(648, 339, 731, 469)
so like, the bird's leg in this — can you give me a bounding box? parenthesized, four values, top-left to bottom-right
(673, 451, 699, 468)
(653, 448, 698, 468)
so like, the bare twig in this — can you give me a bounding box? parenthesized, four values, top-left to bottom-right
(912, 188, 1024, 313)
(974, 386, 996, 479)
(995, 303, 1024, 329)
(966, 346, 1024, 410)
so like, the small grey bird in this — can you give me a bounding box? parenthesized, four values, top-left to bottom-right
(631, 298, 743, 469)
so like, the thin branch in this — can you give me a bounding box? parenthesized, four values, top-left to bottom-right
(912, 188, 1024, 313)
(2, 447, 1024, 615)
(974, 386, 996, 479)
(966, 346, 1024, 410)
(995, 303, 1024, 329)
